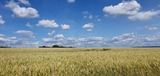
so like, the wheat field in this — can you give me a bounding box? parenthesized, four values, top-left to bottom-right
(0, 48, 160, 76)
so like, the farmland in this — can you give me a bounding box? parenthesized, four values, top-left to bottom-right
(0, 48, 160, 76)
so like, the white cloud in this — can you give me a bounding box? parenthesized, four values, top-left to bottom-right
(145, 26, 159, 30)
(9, 37, 17, 39)
(111, 33, 135, 43)
(26, 22, 33, 28)
(41, 32, 160, 47)
(83, 15, 93, 19)
(16, 30, 35, 38)
(1, 32, 160, 48)
(0, 34, 5, 37)
(103, 0, 141, 16)
(54, 34, 64, 38)
(5, 0, 39, 18)
(61, 24, 70, 30)
(67, 0, 75, 3)
(12, 39, 39, 47)
(143, 36, 160, 42)
(19, 0, 30, 6)
(88, 15, 93, 19)
(42, 38, 53, 43)
(0, 36, 16, 46)
(0, 37, 10, 43)
(82, 23, 94, 32)
(103, 0, 160, 21)
(82, 23, 94, 29)
(42, 37, 106, 47)
(82, 11, 101, 20)
(0, 35, 39, 48)
(36, 19, 59, 28)
(48, 31, 55, 36)
(128, 11, 160, 21)
(144, 36, 157, 42)
(83, 11, 90, 19)
(0, 15, 5, 25)
(0, 35, 16, 45)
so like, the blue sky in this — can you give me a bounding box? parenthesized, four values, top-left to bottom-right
(0, 0, 160, 47)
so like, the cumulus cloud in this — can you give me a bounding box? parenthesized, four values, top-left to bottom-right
(103, 0, 160, 21)
(82, 11, 101, 21)
(48, 31, 55, 36)
(145, 26, 159, 30)
(67, 0, 75, 3)
(16, 30, 35, 38)
(1, 32, 160, 47)
(82, 23, 94, 28)
(0, 34, 39, 47)
(42, 37, 106, 47)
(88, 15, 93, 19)
(9, 39, 39, 47)
(103, 0, 141, 16)
(143, 36, 160, 42)
(42, 38, 53, 43)
(84, 15, 93, 19)
(26, 22, 33, 28)
(0, 34, 5, 37)
(5, 0, 39, 18)
(61, 24, 70, 30)
(41, 32, 160, 47)
(0, 38, 10, 44)
(128, 11, 160, 21)
(13, 39, 39, 47)
(0, 15, 5, 25)
(82, 23, 94, 32)
(0, 34, 16, 46)
(111, 33, 135, 43)
(19, 0, 30, 6)
(36, 19, 59, 28)
(1, 32, 160, 48)
(54, 34, 64, 38)
(9, 37, 17, 39)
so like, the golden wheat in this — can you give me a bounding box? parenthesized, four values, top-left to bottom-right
(0, 48, 160, 76)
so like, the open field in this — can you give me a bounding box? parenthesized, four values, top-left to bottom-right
(0, 48, 160, 76)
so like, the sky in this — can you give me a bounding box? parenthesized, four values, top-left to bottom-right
(0, 0, 160, 48)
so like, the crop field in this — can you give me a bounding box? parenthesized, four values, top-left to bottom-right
(0, 48, 160, 76)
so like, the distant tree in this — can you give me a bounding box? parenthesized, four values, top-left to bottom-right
(39, 46, 48, 48)
(39, 45, 75, 48)
(0, 46, 10, 48)
(52, 45, 65, 48)
(52, 45, 59, 48)
(68, 46, 74, 48)
(60, 46, 66, 48)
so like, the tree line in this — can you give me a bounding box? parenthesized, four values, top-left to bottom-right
(0, 46, 11, 48)
(0, 45, 74, 48)
(39, 45, 75, 48)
